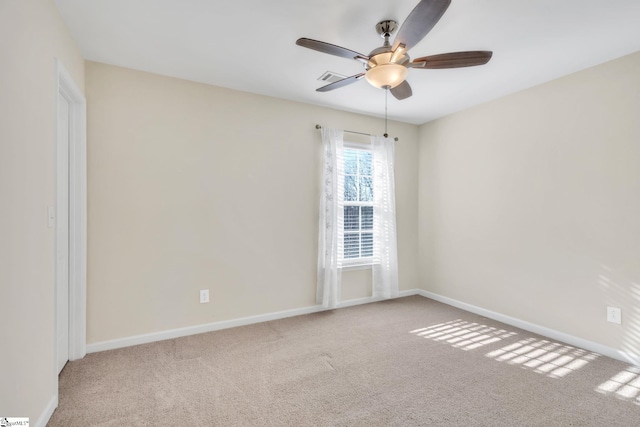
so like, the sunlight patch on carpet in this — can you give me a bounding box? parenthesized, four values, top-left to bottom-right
(409, 319, 516, 351)
(485, 338, 599, 379)
(596, 366, 640, 405)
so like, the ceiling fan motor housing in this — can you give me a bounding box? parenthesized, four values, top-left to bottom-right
(364, 20, 410, 88)
(366, 21, 410, 68)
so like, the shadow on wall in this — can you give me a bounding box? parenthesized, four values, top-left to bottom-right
(597, 266, 640, 405)
(598, 264, 640, 364)
(626, 281, 640, 363)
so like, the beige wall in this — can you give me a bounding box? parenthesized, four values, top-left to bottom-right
(1, 0, 635, 419)
(0, 0, 85, 422)
(419, 52, 640, 358)
(85, 62, 419, 344)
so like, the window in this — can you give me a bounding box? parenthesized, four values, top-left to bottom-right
(342, 146, 374, 265)
(318, 127, 398, 308)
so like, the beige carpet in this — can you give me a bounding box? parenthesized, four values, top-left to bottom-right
(49, 296, 640, 426)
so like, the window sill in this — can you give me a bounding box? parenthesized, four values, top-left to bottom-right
(342, 262, 376, 271)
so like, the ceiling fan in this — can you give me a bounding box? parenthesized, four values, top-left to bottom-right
(296, 0, 492, 100)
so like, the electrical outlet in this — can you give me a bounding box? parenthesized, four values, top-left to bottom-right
(607, 306, 621, 324)
(200, 289, 209, 304)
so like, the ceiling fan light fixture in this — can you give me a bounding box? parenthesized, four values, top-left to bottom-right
(297, 0, 492, 99)
(365, 62, 408, 89)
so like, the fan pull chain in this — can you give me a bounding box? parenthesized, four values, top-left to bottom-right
(384, 88, 389, 138)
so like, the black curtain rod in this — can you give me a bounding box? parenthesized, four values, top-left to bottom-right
(315, 124, 399, 142)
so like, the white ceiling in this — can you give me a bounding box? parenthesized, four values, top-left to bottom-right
(54, 0, 640, 125)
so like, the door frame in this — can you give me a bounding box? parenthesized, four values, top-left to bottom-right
(54, 58, 87, 374)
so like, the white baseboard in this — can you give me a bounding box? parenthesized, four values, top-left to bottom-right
(87, 289, 420, 353)
(418, 289, 640, 366)
(338, 289, 419, 308)
(87, 304, 324, 353)
(35, 394, 57, 427)
(87, 288, 638, 366)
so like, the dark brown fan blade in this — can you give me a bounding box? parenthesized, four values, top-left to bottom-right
(390, 80, 412, 100)
(392, 0, 451, 52)
(412, 51, 493, 69)
(317, 73, 366, 92)
(296, 38, 369, 61)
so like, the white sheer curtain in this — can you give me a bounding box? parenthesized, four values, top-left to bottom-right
(317, 127, 344, 309)
(371, 135, 399, 299)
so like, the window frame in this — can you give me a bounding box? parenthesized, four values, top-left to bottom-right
(341, 141, 376, 269)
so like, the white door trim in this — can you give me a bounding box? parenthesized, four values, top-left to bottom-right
(56, 92, 70, 373)
(54, 58, 87, 369)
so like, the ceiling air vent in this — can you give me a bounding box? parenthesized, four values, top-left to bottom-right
(318, 71, 347, 84)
